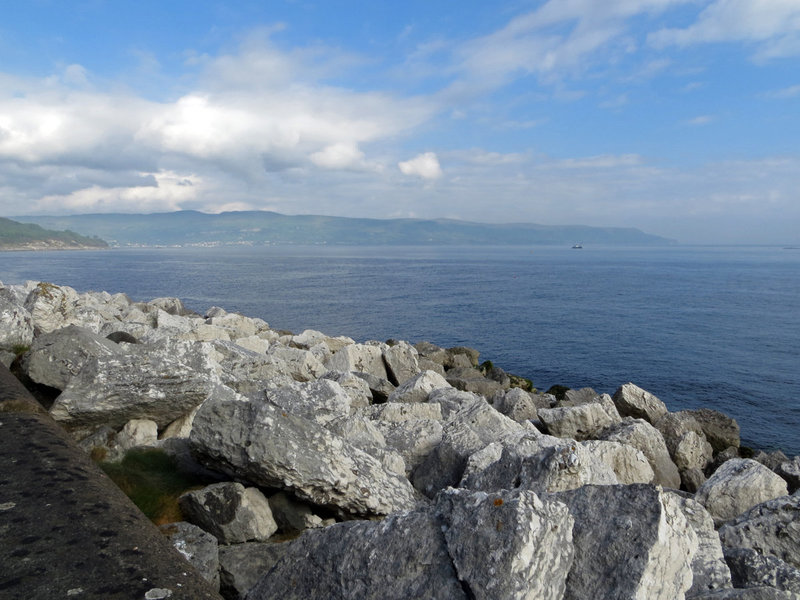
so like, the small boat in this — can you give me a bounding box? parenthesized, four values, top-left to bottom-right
(571, 243, 583, 249)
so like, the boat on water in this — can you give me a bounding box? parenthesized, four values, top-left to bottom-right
(571, 243, 583, 249)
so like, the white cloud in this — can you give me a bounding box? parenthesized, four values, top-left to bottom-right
(685, 115, 715, 125)
(398, 152, 443, 179)
(310, 142, 367, 170)
(762, 83, 800, 98)
(649, 0, 800, 57)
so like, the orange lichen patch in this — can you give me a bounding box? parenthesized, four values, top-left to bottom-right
(493, 498, 504, 506)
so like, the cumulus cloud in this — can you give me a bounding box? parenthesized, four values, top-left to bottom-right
(310, 142, 367, 170)
(398, 152, 443, 179)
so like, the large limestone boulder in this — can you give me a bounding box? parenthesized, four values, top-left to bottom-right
(21, 324, 123, 390)
(686, 408, 740, 452)
(0, 289, 33, 350)
(492, 387, 542, 423)
(538, 399, 621, 441)
(321, 370, 373, 409)
(116, 418, 158, 451)
(724, 548, 800, 595)
(556, 484, 698, 600)
(189, 389, 420, 517)
(49, 338, 219, 431)
(290, 329, 354, 353)
(218, 542, 291, 600)
(666, 492, 733, 597)
(382, 340, 420, 385)
(412, 399, 523, 497)
(445, 366, 505, 398)
(599, 417, 681, 489)
(387, 370, 451, 404)
(179, 482, 278, 544)
(695, 459, 789, 526)
(580, 440, 655, 484)
(718, 494, 800, 570)
(612, 382, 668, 424)
(267, 491, 327, 533)
(689, 587, 800, 599)
(159, 521, 220, 591)
(265, 345, 326, 382)
(325, 343, 389, 380)
(776, 457, 800, 494)
(264, 378, 352, 426)
(461, 434, 618, 494)
(23, 282, 81, 334)
(246, 488, 574, 600)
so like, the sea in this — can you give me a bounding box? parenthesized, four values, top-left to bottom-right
(1, 244, 798, 456)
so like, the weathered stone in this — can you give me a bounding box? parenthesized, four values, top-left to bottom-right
(361, 401, 443, 423)
(159, 521, 219, 591)
(435, 487, 575, 600)
(189, 390, 420, 517)
(77, 425, 123, 463)
(666, 492, 733, 597)
(556, 484, 698, 600)
(382, 340, 420, 386)
(159, 406, 200, 440)
(725, 548, 800, 594)
(20, 324, 123, 390)
(673, 430, 714, 472)
(776, 458, 800, 494)
(412, 399, 523, 497)
(218, 542, 291, 600)
(689, 587, 800, 599)
(599, 418, 682, 489)
(147, 296, 192, 316)
(718, 494, 800, 570)
(687, 408, 741, 452)
(264, 378, 351, 426)
(49, 338, 218, 431)
(445, 366, 505, 397)
(0, 290, 33, 350)
(754, 450, 791, 472)
(352, 371, 395, 403)
(613, 382, 668, 424)
(428, 387, 485, 420)
(321, 370, 372, 409)
(116, 418, 158, 451)
(418, 357, 446, 376)
(246, 508, 466, 600)
(538, 401, 620, 441)
(378, 418, 443, 476)
(444, 346, 480, 368)
(325, 343, 388, 380)
(387, 370, 450, 404)
(461, 435, 618, 494)
(682, 466, 708, 493)
(580, 440, 655, 484)
(559, 387, 599, 407)
(413, 340, 448, 363)
(696, 459, 789, 526)
(492, 388, 539, 423)
(290, 329, 353, 353)
(265, 345, 326, 382)
(229, 334, 270, 354)
(23, 282, 81, 334)
(267, 491, 326, 532)
(179, 482, 278, 544)
(206, 340, 292, 396)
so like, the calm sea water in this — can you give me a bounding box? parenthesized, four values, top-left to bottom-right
(1, 244, 798, 455)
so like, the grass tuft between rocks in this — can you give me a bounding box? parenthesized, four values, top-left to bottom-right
(99, 448, 206, 525)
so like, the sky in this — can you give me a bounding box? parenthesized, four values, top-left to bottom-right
(0, 1, 799, 244)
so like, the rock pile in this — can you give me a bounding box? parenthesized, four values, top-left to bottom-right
(2, 280, 799, 600)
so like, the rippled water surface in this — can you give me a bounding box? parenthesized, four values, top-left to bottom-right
(2, 244, 798, 454)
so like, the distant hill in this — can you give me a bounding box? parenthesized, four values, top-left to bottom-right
(0, 217, 108, 251)
(13, 211, 675, 247)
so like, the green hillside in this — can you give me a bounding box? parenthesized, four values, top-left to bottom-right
(0, 217, 108, 250)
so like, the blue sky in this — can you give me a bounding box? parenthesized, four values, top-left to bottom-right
(1, 1, 799, 243)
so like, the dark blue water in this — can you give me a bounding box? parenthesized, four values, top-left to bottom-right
(2, 245, 798, 455)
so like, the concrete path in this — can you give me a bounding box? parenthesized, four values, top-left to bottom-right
(0, 364, 222, 600)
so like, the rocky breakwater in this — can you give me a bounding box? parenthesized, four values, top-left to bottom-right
(2, 279, 799, 600)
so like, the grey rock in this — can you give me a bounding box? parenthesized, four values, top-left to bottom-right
(435, 487, 575, 600)
(265, 345, 326, 382)
(444, 346, 480, 368)
(245, 509, 467, 600)
(673, 431, 715, 472)
(725, 548, 800, 594)
(147, 296, 192, 316)
(718, 494, 800, 570)
(267, 491, 326, 532)
(77, 425, 123, 463)
(321, 370, 373, 409)
(376, 418, 443, 476)
(559, 387, 599, 407)
(50, 338, 218, 431)
(189, 390, 420, 517)
(666, 492, 732, 597)
(387, 370, 451, 403)
(613, 382, 668, 424)
(556, 484, 698, 600)
(445, 366, 505, 397)
(353, 371, 396, 403)
(21, 324, 123, 390)
(686, 408, 741, 453)
(580, 440, 655, 484)
(290, 329, 354, 353)
(23, 281, 81, 334)
(160, 521, 220, 591)
(754, 450, 791, 472)
(382, 340, 420, 386)
(179, 482, 278, 544)
(412, 399, 523, 497)
(413, 340, 448, 364)
(599, 417, 682, 489)
(776, 458, 800, 494)
(116, 418, 158, 451)
(682, 466, 708, 493)
(325, 343, 389, 380)
(361, 401, 443, 423)
(427, 387, 485, 421)
(491, 388, 539, 423)
(218, 542, 291, 600)
(263, 378, 351, 426)
(689, 588, 800, 599)
(538, 400, 620, 441)
(0, 291, 33, 350)
(696, 459, 788, 526)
